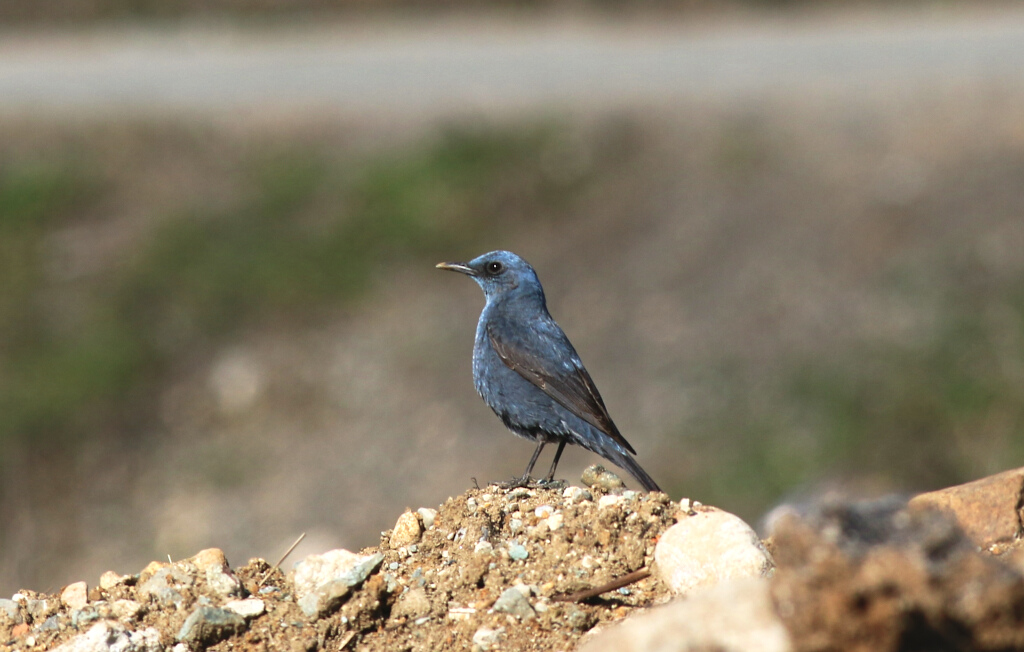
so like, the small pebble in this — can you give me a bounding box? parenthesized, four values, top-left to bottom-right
(416, 508, 437, 530)
(535, 505, 555, 519)
(99, 571, 129, 591)
(581, 464, 625, 491)
(26, 599, 50, 621)
(291, 549, 385, 618)
(506, 488, 531, 501)
(390, 511, 423, 548)
(492, 587, 535, 620)
(565, 606, 595, 631)
(37, 615, 60, 632)
(562, 486, 593, 504)
(176, 607, 245, 647)
(61, 582, 89, 611)
(111, 600, 143, 622)
(546, 513, 564, 531)
(472, 626, 503, 651)
(71, 608, 101, 629)
(509, 519, 524, 535)
(389, 562, 400, 571)
(599, 495, 624, 509)
(0, 599, 20, 623)
(508, 544, 529, 561)
(474, 541, 494, 555)
(222, 598, 265, 619)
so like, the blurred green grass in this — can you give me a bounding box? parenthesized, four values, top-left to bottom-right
(692, 265, 1024, 516)
(0, 125, 581, 454)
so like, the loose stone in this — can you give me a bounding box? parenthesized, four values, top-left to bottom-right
(492, 587, 534, 620)
(61, 582, 89, 611)
(176, 606, 246, 647)
(390, 511, 423, 548)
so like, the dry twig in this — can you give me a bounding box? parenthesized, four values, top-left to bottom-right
(552, 567, 651, 602)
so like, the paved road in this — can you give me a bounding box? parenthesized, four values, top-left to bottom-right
(1, 8, 1023, 117)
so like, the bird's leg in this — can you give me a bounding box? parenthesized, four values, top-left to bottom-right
(491, 441, 548, 489)
(543, 441, 566, 482)
(518, 441, 546, 484)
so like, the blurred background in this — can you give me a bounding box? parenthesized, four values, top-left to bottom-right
(2, 0, 1024, 593)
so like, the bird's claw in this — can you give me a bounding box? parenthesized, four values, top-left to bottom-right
(537, 478, 567, 490)
(492, 476, 534, 489)
(491, 476, 566, 490)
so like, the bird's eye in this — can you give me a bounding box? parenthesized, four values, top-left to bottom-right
(486, 261, 505, 275)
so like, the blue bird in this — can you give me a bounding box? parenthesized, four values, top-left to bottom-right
(437, 250, 662, 492)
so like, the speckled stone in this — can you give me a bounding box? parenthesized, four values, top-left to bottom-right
(390, 511, 423, 548)
(654, 508, 774, 595)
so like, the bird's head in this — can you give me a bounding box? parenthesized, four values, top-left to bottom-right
(436, 250, 542, 302)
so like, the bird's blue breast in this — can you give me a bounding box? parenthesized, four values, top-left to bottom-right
(472, 306, 589, 446)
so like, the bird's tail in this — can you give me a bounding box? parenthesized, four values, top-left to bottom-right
(604, 448, 662, 493)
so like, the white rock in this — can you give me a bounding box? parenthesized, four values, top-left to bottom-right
(417, 508, 437, 530)
(192, 548, 243, 597)
(51, 621, 162, 652)
(99, 571, 130, 591)
(474, 541, 494, 555)
(578, 578, 792, 652)
(562, 486, 593, 504)
(223, 598, 266, 619)
(546, 513, 564, 531)
(598, 495, 623, 509)
(472, 626, 504, 651)
(534, 505, 555, 519)
(654, 508, 774, 595)
(112, 600, 144, 621)
(61, 582, 89, 611)
(291, 549, 384, 618)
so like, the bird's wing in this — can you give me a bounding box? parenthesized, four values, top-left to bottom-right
(486, 319, 636, 455)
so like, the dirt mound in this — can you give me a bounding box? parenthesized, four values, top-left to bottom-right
(0, 482, 680, 652)
(5, 475, 1024, 652)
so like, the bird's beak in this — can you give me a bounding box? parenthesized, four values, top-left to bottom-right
(435, 261, 478, 276)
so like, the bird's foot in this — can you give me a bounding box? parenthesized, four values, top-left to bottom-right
(536, 477, 567, 490)
(492, 476, 566, 490)
(493, 475, 535, 489)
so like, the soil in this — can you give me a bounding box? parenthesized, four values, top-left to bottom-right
(0, 482, 680, 652)
(4, 483, 1024, 652)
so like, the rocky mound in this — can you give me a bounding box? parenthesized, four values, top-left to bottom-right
(3, 466, 1024, 652)
(0, 469, 682, 652)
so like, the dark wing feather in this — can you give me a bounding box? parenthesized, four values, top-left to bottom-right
(487, 321, 636, 454)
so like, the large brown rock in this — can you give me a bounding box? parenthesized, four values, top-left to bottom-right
(909, 466, 1024, 549)
(770, 497, 1024, 652)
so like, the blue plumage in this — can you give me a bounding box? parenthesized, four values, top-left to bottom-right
(437, 250, 661, 492)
